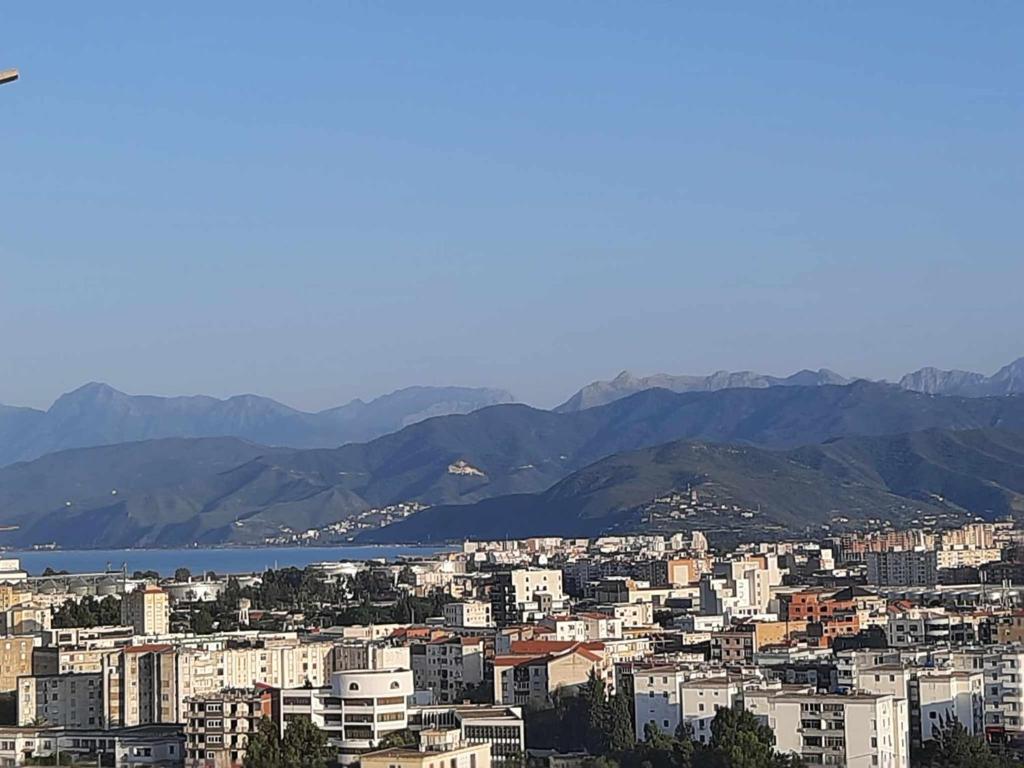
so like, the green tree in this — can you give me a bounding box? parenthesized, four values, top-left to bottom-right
(193, 603, 216, 634)
(174, 567, 192, 582)
(607, 692, 636, 753)
(920, 719, 1003, 768)
(579, 670, 610, 754)
(378, 729, 417, 748)
(707, 707, 778, 768)
(281, 715, 331, 768)
(244, 718, 283, 768)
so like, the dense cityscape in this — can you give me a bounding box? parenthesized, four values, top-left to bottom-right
(4, 3, 1022, 768)
(0, 519, 1019, 766)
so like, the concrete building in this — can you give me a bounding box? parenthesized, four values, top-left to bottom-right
(0, 636, 34, 693)
(184, 687, 273, 768)
(409, 705, 525, 767)
(489, 570, 567, 626)
(444, 601, 494, 629)
(866, 550, 938, 587)
(122, 586, 170, 636)
(276, 668, 414, 765)
(886, 611, 951, 648)
(412, 637, 485, 704)
(747, 689, 909, 768)
(0, 724, 183, 767)
(711, 621, 808, 664)
(493, 642, 605, 707)
(330, 642, 411, 672)
(698, 557, 778, 620)
(362, 741, 491, 768)
(17, 672, 105, 728)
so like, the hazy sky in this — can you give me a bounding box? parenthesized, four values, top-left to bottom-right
(2, 4, 1021, 411)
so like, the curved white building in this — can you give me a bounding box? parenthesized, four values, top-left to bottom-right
(278, 668, 414, 765)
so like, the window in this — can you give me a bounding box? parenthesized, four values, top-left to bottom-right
(349, 682, 360, 691)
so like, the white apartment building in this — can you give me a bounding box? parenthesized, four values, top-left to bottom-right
(747, 689, 909, 768)
(886, 610, 951, 648)
(948, 647, 1024, 737)
(595, 602, 654, 628)
(866, 550, 937, 587)
(445, 601, 494, 629)
(411, 637, 485, 704)
(697, 557, 777, 620)
(490, 570, 568, 625)
(277, 668, 414, 765)
(632, 668, 745, 743)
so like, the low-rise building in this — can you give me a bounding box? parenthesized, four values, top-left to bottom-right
(362, 741, 491, 768)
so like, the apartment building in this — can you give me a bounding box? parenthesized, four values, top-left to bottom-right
(330, 641, 411, 672)
(276, 668, 414, 765)
(17, 672, 105, 727)
(0, 724, 183, 767)
(886, 611, 952, 648)
(0, 584, 30, 612)
(445, 601, 494, 629)
(711, 621, 808, 664)
(411, 636, 485, 704)
(184, 687, 273, 768)
(409, 704, 525, 767)
(698, 557, 778, 620)
(866, 550, 937, 587)
(0, 636, 34, 693)
(489, 570, 567, 626)
(947, 646, 1024, 739)
(747, 689, 909, 768)
(121, 586, 170, 636)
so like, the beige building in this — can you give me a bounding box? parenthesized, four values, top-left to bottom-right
(0, 636, 34, 693)
(121, 585, 170, 636)
(184, 687, 273, 768)
(0, 584, 30, 612)
(18, 672, 105, 727)
(444, 601, 494, 628)
(0, 605, 51, 635)
(747, 689, 909, 768)
(493, 643, 605, 707)
(412, 636, 485, 704)
(362, 741, 491, 768)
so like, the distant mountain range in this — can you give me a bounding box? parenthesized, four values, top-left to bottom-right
(7, 381, 1024, 547)
(557, 357, 1024, 412)
(0, 383, 514, 466)
(358, 428, 1024, 542)
(556, 368, 850, 412)
(899, 358, 1024, 397)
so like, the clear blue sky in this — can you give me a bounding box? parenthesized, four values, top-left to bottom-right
(2, 3, 1021, 410)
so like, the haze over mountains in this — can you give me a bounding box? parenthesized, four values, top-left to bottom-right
(7, 381, 1024, 547)
(0, 383, 514, 466)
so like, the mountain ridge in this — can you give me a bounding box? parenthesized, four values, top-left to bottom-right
(7, 381, 1024, 547)
(358, 428, 1024, 542)
(558, 357, 1024, 412)
(0, 382, 514, 466)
